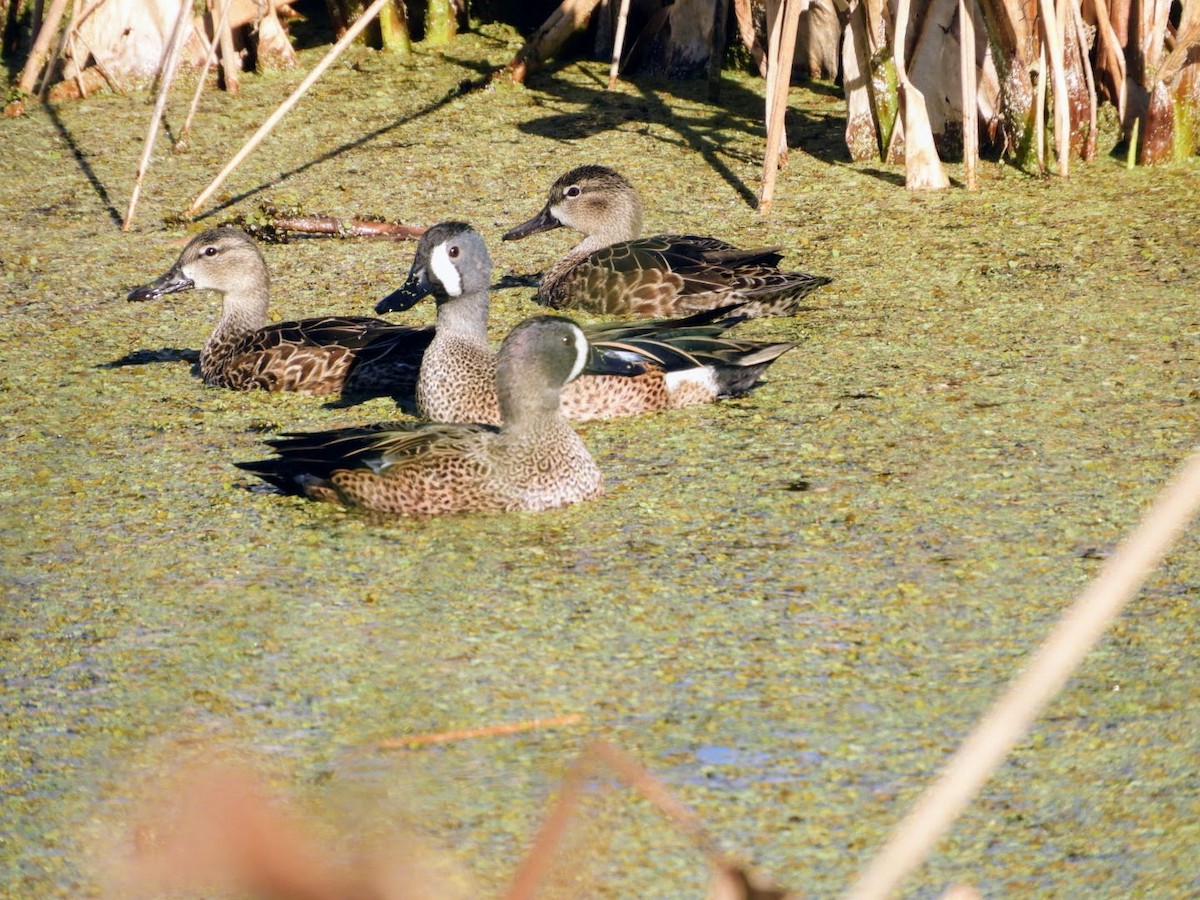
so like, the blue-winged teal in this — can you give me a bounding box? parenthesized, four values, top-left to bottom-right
(235, 316, 631, 516)
(376, 222, 795, 424)
(127, 228, 432, 396)
(502, 164, 832, 318)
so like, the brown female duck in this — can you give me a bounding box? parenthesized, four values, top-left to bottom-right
(502, 164, 831, 318)
(127, 228, 432, 397)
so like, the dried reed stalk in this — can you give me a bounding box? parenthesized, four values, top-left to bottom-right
(122, 0, 192, 231)
(379, 714, 582, 749)
(17, 0, 70, 92)
(178, 0, 236, 146)
(844, 446, 1200, 899)
(506, 740, 788, 900)
(183, 0, 393, 220)
(607, 0, 631, 88)
(759, 0, 803, 213)
(959, 0, 978, 189)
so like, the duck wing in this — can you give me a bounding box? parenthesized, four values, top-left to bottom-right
(224, 317, 433, 395)
(236, 420, 496, 493)
(252, 316, 423, 352)
(561, 238, 788, 316)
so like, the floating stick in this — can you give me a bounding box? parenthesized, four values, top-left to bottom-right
(379, 713, 583, 749)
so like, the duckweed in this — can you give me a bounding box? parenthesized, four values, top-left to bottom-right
(2, 27, 1199, 898)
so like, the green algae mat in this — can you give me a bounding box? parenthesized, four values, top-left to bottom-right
(2, 30, 1198, 898)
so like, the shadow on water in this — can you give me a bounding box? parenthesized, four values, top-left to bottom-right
(44, 103, 124, 228)
(191, 75, 496, 221)
(97, 347, 200, 369)
(512, 59, 855, 207)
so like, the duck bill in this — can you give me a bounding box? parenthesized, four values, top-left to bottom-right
(126, 264, 194, 302)
(375, 267, 432, 314)
(584, 344, 647, 377)
(502, 205, 562, 242)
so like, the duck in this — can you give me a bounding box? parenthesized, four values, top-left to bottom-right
(235, 315, 628, 516)
(501, 164, 832, 318)
(126, 227, 433, 397)
(376, 221, 795, 425)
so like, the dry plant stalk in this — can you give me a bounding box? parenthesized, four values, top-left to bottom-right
(844, 447, 1200, 899)
(607, 0, 632, 88)
(184, 0, 393, 220)
(892, 0, 949, 188)
(178, 0, 237, 146)
(959, 0, 979, 188)
(506, 740, 791, 900)
(16, 0, 71, 92)
(379, 713, 583, 749)
(506, 0, 603, 84)
(122, 0, 193, 231)
(759, 0, 804, 213)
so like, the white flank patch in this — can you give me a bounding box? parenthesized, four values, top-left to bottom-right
(430, 243, 462, 296)
(567, 324, 589, 383)
(665, 367, 719, 395)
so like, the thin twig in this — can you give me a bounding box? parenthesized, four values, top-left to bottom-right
(179, 0, 236, 146)
(379, 713, 583, 749)
(844, 447, 1200, 899)
(506, 740, 735, 900)
(69, 36, 88, 97)
(123, 0, 193, 231)
(183, 0, 393, 220)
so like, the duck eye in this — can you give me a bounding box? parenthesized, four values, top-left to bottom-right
(565, 185, 581, 198)
(448, 245, 460, 259)
(203, 246, 218, 257)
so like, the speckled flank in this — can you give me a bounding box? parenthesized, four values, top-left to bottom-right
(127, 228, 432, 397)
(503, 165, 832, 317)
(392, 223, 796, 425)
(237, 317, 606, 516)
